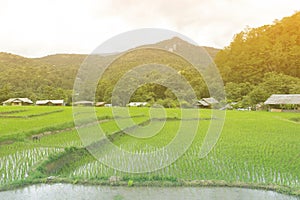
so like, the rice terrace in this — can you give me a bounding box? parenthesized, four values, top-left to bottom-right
(0, 106, 299, 197)
(1, 3, 300, 199)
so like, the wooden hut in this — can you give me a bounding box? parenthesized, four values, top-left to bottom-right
(95, 102, 106, 107)
(2, 98, 33, 106)
(73, 101, 94, 106)
(264, 94, 300, 112)
(128, 102, 148, 107)
(36, 100, 64, 106)
(196, 97, 219, 109)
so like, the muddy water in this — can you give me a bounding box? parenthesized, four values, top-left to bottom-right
(0, 184, 299, 200)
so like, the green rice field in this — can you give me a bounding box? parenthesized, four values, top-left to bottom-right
(0, 106, 299, 195)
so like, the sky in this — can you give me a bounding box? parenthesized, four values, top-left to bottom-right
(0, 0, 300, 58)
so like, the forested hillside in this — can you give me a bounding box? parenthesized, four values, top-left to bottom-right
(0, 38, 218, 106)
(0, 12, 300, 107)
(94, 48, 210, 107)
(0, 53, 81, 104)
(215, 11, 300, 106)
(216, 11, 300, 83)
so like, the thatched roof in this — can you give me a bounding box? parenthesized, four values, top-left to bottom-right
(264, 94, 300, 105)
(196, 97, 219, 107)
(73, 101, 94, 105)
(197, 100, 210, 106)
(3, 98, 33, 104)
(95, 102, 105, 106)
(36, 100, 64, 105)
(202, 97, 219, 104)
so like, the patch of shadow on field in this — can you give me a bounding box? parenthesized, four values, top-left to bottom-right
(274, 116, 300, 124)
(39, 147, 91, 175)
(290, 117, 300, 123)
(0, 109, 64, 118)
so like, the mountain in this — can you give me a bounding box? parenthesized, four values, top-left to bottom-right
(141, 37, 220, 59)
(34, 54, 87, 67)
(0, 38, 219, 104)
(34, 37, 219, 67)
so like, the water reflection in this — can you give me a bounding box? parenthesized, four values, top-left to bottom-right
(0, 184, 299, 200)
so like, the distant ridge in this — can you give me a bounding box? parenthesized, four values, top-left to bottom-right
(0, 37, 220, 61)
(140, 37, 220, 58)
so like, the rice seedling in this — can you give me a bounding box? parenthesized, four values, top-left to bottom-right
(0, 147, 62, 185)
(0, 106, 299, 191)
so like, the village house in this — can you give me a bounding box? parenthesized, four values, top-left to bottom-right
(36, 100, 65, 106)
(95, 102, 106, 107)
(128, 102, 148, 107)
(196, 97, 219, 109)
(73, 101, 94, 106)
(264, 94, 300, 112)
(2, 98, 33, 106)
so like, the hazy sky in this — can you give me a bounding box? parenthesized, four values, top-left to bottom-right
(0, 0, 299, 57)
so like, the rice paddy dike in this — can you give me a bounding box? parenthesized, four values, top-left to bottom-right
(0, 106, 299, 197)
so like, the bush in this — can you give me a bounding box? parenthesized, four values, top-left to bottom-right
(127, 180, 134, 187)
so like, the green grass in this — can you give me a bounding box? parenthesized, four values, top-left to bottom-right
(0, 106, 299, 196)
(0, 106, 73, 140)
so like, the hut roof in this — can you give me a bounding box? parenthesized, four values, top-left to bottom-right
(264, 94, 300, 105)
(202, 97, 219, 104)
(128, 102, 148, 106)
(197, 100, 210, 106)
(3, 98, 33, 104)
(36, 100, 64, 105)
(95, 102, 106, 106)
(73, 101, 94, 105)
